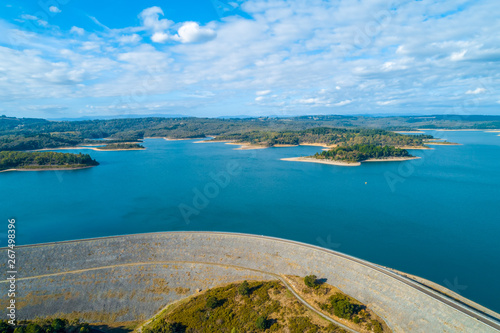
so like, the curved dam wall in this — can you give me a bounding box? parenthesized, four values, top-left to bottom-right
(1, 232, 499, 332)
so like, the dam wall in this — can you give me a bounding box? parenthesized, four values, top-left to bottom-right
(1, 232, 499, 332)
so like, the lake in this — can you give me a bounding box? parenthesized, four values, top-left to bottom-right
(1, 130, 499, 312)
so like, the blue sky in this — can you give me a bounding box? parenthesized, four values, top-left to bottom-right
(0, 0, 499, 118)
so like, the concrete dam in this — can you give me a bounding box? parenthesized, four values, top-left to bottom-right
(2, 232, 500, 332)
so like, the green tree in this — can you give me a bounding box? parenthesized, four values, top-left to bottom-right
(206, 296, 219, 309)
(50, 319, 66, 333)
(25, 324, 43, 333)
(255, 316, 268, 330)
(304, 275, 318, 289)
(238, 281, 250, 296)
(332, 300, 354, 319)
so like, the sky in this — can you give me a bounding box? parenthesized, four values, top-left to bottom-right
(0, 0, 499, 119)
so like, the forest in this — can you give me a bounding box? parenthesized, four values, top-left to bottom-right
(0, 151, 99, 171)
(214, 127, 432, 147)
(0, 114, 498, 151)
(314, 144, 411, 162)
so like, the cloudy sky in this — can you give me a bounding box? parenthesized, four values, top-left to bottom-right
(0, 0, 499, 118)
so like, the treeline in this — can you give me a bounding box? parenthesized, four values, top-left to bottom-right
(314, 144, 410, 162)
(215, 127, 432, 147)
(2, 114, 495, 152)
(0, 318, 90, 333)
(0, 151, 99, 171)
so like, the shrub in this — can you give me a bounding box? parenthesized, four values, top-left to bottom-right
(304, 275, 318, 289)
(206, 296, 219, 309)
(332, 299, 354, 319)
(255, 316, 268, 330)
(238, 281, 250, 296)
(371, 320, 383, 333)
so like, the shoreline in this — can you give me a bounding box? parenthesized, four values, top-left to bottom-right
(281, 156, 420, 167)
(424, 142, 462, 146)
(0, 165, 95, 173)
(364, 156, 421, 162)
(225, 142, 268, 150)
(419, 128, 500, 132)
(35, 146, 145, 152)
(281, 157, 361, 166)
(396, 145, 432, 150)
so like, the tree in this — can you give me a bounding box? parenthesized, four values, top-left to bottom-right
(24, 324, 42, 333)
(51, 319, 66, 333)
(304, 275, 318, 289)
(238, 281, 250, 296)
(255, 316, 268, 330)
(206, 296, 219, 309)
(332, 300, 354, 319)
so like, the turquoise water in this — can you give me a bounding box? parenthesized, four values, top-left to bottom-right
(1, 131, 499, 312)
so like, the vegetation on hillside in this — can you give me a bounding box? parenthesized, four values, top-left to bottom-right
(0, 151, 99, 171)
(287, 275, 388, 333)
(1, 114, 494, 151)
(0, 318, 90, 333)
(143, 280, 344, 333)
(313, 144, 411, 163)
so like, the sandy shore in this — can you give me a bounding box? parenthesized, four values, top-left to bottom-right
(0, 166, 95, 173)
(364, 156, 421, 162)
(424, 142, 462, 146)
(225, 142, 268, 150)
(299, 143, 336, 148)
(281, 157, 361, 166)
(273, 144, 299, 147)
(396, 145, 432, 150)
(281, 155, 420, 167)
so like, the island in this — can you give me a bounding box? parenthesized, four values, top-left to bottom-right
(212, 127, 433, 149)
(0, 151, 99, 172)
(95, 143, 145, 151)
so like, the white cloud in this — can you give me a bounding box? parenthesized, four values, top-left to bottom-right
(49, 6, 61, 13)
(255, 96, 264, 101)
(377, 100, 396, 106)
(334, 100, 351, 106)
(450, 50, 467, 61)
(171, 22, 216, 44)
(70, 26, 85, 35)
(139, 7, 173, 32)
(118, 34, 141, 44)
(20, 14, 47, 26)
(466, 87, 486, 95)
(256, 90, 271, 96)
(151, 32, 170, 43)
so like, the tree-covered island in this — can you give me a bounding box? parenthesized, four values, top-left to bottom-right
(313, 144, 412, 163)
(213, 127, 432, 148)
(0, 151, 99, 171)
